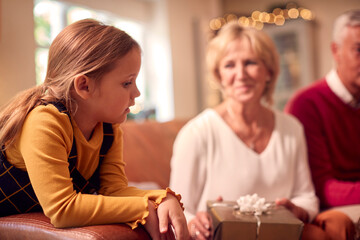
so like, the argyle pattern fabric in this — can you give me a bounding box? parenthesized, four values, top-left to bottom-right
(0, 102, 113, 216)
(0, 150, 42, 216)
(68, 122, 114, 194)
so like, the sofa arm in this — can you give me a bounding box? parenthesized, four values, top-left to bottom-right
(0, 213, 151, 240)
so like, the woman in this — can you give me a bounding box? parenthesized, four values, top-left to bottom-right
(169, 22, 326, 240)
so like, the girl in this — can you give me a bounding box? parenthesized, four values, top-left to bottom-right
(0, 19, 189, 240)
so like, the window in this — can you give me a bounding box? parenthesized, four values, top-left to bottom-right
(33, 0, 173, 120)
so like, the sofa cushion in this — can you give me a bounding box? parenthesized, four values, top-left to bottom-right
(0, 212, 150, 240)
(122, 119, 187, 189)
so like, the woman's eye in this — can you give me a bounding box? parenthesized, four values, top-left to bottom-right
(224, 62, 234, 68)
(245, 60, 257, 65)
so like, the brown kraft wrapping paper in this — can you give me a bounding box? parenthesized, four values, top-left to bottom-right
(207, 201, 304, 240)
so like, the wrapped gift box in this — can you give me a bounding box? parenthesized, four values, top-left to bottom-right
(207, 201, 304, 240)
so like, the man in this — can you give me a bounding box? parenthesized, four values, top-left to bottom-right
(285, 9, 360, 240)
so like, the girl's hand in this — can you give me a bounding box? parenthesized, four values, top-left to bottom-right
(188, 212, 212, 240)
(275, 198, 309, 223)
(144, 200, 162, 240)
(157, 193, 190, 240)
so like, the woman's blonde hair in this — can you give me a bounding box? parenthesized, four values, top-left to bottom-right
(0, 19, 140, 149)
(206, 22, 279, 105)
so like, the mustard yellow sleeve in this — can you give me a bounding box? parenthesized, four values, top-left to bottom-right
(98, 125, 183, 228)
(18, 106, 168, 228)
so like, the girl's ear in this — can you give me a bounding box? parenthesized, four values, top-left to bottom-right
(73, 75, 93, 100)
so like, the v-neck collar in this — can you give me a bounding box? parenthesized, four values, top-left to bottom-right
(207, 108, 277, 158)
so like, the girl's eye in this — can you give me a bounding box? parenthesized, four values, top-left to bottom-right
(123, 81, 132, 88)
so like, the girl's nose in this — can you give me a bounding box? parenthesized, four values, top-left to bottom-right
(132, 85, 141, 99)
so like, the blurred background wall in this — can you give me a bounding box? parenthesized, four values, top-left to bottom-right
(0, 0, 359, 120)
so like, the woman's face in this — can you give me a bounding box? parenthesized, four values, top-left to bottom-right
(218, 37, 270, 104)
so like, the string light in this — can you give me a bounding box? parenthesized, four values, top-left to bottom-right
(209, 3, 314, 31)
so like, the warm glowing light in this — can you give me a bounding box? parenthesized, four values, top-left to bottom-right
(268, 13, 275, 23)
(219, 17, 226, 26)
(209, 18, 223, 30)
(300, 9, 313, 20)
(274, 15, 285, 25)
(248, 17, 254, 26)
(226, 14, 238, 22)
(282, 9, 289, 19)
(210, 5, 314, 31)
(273, 8, 283, 16)
(254, 21, 264, 30)
(259, 12, 269, 22)
(288, 8, 299, 19)
(238, 16, 248, 26)
(251, 11, 261, 21)
(240, 17, 250, 27)
(209, 19, 217, 30)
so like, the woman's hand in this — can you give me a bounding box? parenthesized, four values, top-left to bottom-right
(275, 198, 309, 223)
(157, 193, 190, 240)
(188, 212, 213, 240)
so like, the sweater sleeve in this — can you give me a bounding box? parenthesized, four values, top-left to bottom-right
(18, 106, 176, 228)
(169, 118, 208, 222)
(98, 124, 183, 228)
(285, 92, 360, 208)
(287, 119, 319, 221)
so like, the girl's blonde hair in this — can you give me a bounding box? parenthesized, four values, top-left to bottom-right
(206, 22, 279, 105)
(0, 19, 140, 149)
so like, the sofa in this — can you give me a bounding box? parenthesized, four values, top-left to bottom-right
(0, 119, 188, 240)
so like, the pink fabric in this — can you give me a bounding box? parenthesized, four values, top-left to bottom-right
(285, 78, 360, 208)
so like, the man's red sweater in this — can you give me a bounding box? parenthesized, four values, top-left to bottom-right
(285, 78, 360, 209)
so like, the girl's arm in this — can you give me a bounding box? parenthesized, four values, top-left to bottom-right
(101, 124, 189, 239)
(19, 106, 159, 228)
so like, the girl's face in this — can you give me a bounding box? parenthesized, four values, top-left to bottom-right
(218, 37, 270, 104)
(90, 48, 141, 124)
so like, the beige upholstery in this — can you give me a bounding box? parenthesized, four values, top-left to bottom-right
(123, 119, 187, 189)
